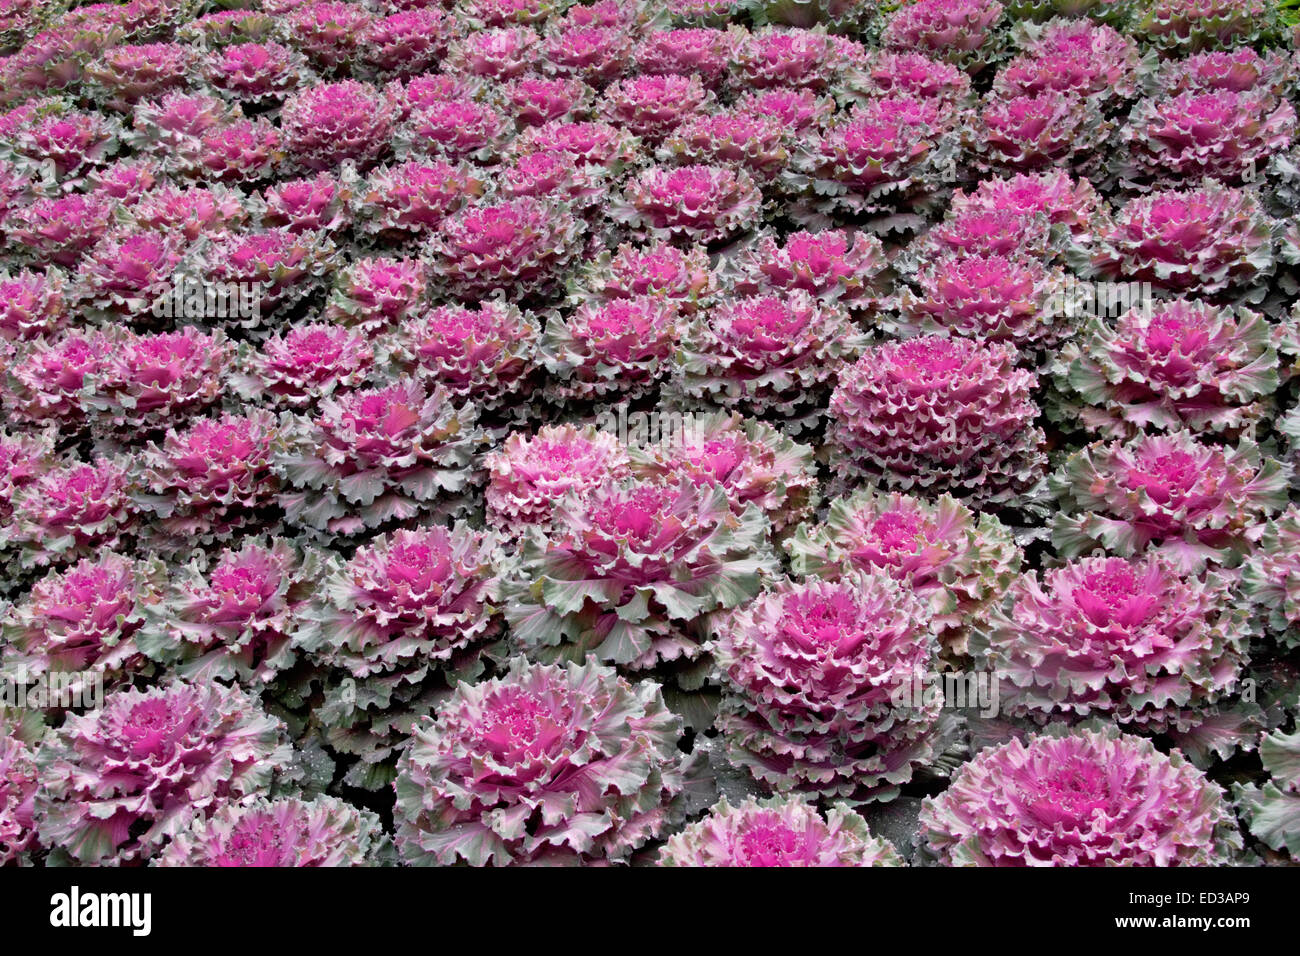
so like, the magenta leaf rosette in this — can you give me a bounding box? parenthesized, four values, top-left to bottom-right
(838, 50, 973, 109)
(1051, 298, 1282, 438)
(296, 524, 503, 768)
(262, 171, 353, 234)
(280, 79, 397, 173)
(964, 90, 1112, 176)
(880, 0, 1007, 74)
(568, 240, 718, 314)
(917, 726, 1241, 866)
(8, 455, 138, 573)
(974, 552, 1249, 731)
(629, 411, 819, 535)
(728, 25, 857, 91)
(658, 795, 904, 867)
(1050, 431, 1290, 571)
(154, 795, 384, 867)
(993, 17, 1142, 107)
(608, 163, 764, 245)
(203, 41, 315, 107)
(786, 488, 1021, 657)
(275, 377, 486, 537)
(322, 255, 426, 335)
(1132, 0, 1275, 56)
(485, 424, 631, 531)
(541, 295, 683, 404)
(1, 551, 161, 696)
(712, 571, 945, 802)
(657, 108, 792, 185)
(1241, 504, 1300, 649)
(948, 167, 1110, 245)
(230, 323, 376, 410)
(0, 727, 38, 863)
(0, 267, 68, 341)
(718, 228, 887, 309)
(85, 40, 192, 112)
(393, 656, 686, 866)
(202, 228, 340, 322)
(504, 475, 777, 669)
(828, 334, 1048, 506)
(426, 196, 586, 301)
(392, 96, 514, 165)
(389, 300, 542, 414)
(668, 291, 867, 433)
(34, 680, 291, 864)
(351, 159, 485, 244)
(137, 536, 319, 686)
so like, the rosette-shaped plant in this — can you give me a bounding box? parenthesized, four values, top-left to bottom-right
(1052, 299, 1280, 437)
(917, 727, 1239, 865)
(570, 240, 717, 314)
(323, 256, 425, 334)
(9, 105, 120, 181)
(1154, 46, 1293, 99)
(790, 98, 956, 219)
(658, 795, 904, 867)
(351, 160, 484, 243)
(127, 91, 235, 160)
(631, 411, 818, 535)
(262, 172, 352, 234)
(84, 157, 161, 205)
(485, 424, 631, 530)
(496, 149, 610, 209)
(285, 1, 375, 73)
(670, 292, 865, 432)
(976, 553, 1248, 730)
(9, 456, 137, 571)
(601, 73, 711, 144)
(966, 91, 1111, 174)
(86, 42, 192, 111)
(540, 26, 632, 85)
(449, 26, 541, 81)
(714, 572, 943, 802)
(734, 85, 836, 131)
(541, 296, 682, 404)
(786, 489, 1020, 656)
(180, 117, 284, 184)
(131, 183, 254, 241)
(388, 73, 480, 118)
(839, 51, 972, 108)
(881, 0, 1006, 74)
(0, 427, 54, 541)
(1241, 505, 1300, 649)
(635, 27, 733, 86)
(3, 331, 104, 428)
(728, 26, 855, 91)
(1051, 432, 1289, 570)
(1132, 0, 1272, 56)
(828, 335, 1047, 506)
(1120, 89, 1295, 186)
(0, 729, 37, 864)
(394, 97, 514, 165)
(133, 409, 283, 550)
(139, 537, 317, 685)
(203, 228, 338, 320)
(610, 163, 763, 246)
(234, 323, 373, 409)
(895, 252, 1072, 351)
(949, 168, 1109, 242)
(493, 75, 592, 127)
(1233, 725, 1300, 858)
(76, 229, 186, 318)
(280, 80, 396, 172)
(462, 0, 560, 28)
(394, 657, 685, 866)
(297, 524, 503, 762)
(4, 193, 113, 267)
(426, 197, 585, 301)
(276, 378, 484, 535)
(359, 8, 453, 79)
(2, 552, 157, 693)
(155, 796, 382, 867)
(505, 476, 776, 668)
(659, 108, 792, 184)
(510, 119, 640, 173)
(0, 268, 67, 341)
(1073, 182, 1276, 299)
(720, 229, 887, 308)
(35, 681, 289, 864)
(391, 301, 541, 413)
(88, 327, 230, 434)
(178, 9, 278, 46)
(993, 17, 1141, 105)
(203, 42, 314, 107)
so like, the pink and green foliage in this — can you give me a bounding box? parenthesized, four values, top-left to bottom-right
(829, 334, 1047, 506)
(0, 727, 37, 863)
(505, 476, 777, 669)
(280, 80, 396, 172)
(138, 537, 318, 685)
(9, 104, 121, 180)
(285, 1, 375, 73)
(262, 172, 353, 234)
(540, 26, 632, 84)
(919, 727, 1241, 865)
(76, 229, 186, 318)
(393, 97, 513, 164)
(1152, 46, 1294, 100)
(131, 183, 254, 241)
(1241, 505, 1300, 649)
(0, 268, 67, 341)
(394, 657, 685, 866)
(275, 378, 485, 536)
(87, 42, 193, 111)
(993, 18, 1142, 105)
(5, 193, 114, 267)
(570, 240, 718, 314)
(786, 489, 1020, 657)
(155, 796, 383, 867)
(8, 456, 138, 572)
(658, 795, 904, 866)
(323, 256, 425, 334)
(133, 409, 284, 550)
(359, 8, 453, 79)
(1051, 432, 1290, 570)
(86, 327, 230, 434)
(1132, 0, 1273, 56)
(975, 552, 1249, 730)
(630, 411, 818, 535)
(509, 119, 640, 173)
(203, 42, 314, 106)
(351, 160, 484, 243)
(204, 228, 339, 320)
(719, 228, 887, 308)
(493, 75, 592, 127)
(610, 163, 763, 245)
(485, 424, 631, 531)
(635, 27, 734, 86)
(1051, 299, 1282, 438)
(729, 25, 857, 91)
(3, 331, 105, 428)
(450, 26, 541, 81)
(2, 552, 159, 691)
(670, 291, 866, 432)
(496, 149, 610, 209)
(713, 572, 944, 802)
(1234, 725, 1300, 857)
(880, 0, 1006, 74)
(838, 51, 972, 108)
(948, 168, 1110, 242)
(542, 296, 682, 403)
(659, 108, 792, 184)
(35, 681, 290, 864)
(965, 90, 1111, 174)
(233, 323, 374, 410)
(601, 73, 712, 143)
